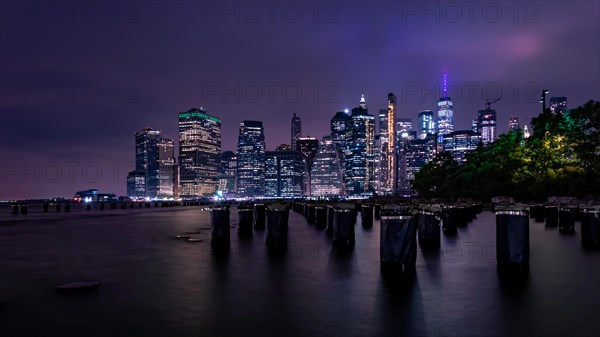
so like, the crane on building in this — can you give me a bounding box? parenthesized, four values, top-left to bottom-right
(484, 97, 501, 110)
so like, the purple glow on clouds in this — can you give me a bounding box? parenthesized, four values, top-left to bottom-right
(0, 1, 598, 199)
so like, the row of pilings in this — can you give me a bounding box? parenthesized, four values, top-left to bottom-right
(209, 202, 286, 254)
(212, 198, 598, 278)
(9, 201, 189, 214)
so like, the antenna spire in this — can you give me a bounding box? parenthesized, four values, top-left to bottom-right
(443, 71, 448, 98)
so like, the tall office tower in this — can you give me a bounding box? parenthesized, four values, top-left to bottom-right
(126, 171, 146, 198)
(442, 130, 482, 163)
(178, 108, 222, 198)
(330, 109, 351, 193)
(345, 95, 376, 196)
(265, 150, 304, 198)
(399, 135, 437, 197)
(376, 93, 397, 195)
(173, 165, 180, 198)
(396, 118, 412, 138)
(157, 138, 175, 197)
(236, 120, 266, 198)
(418, 110, 435, 139)
(437, 73, 454, 136)
(477, 107, 497, 144)
(295, 137, 319, 195)
(331, 110, 351, 152)
(508, 116, 520, 131)
(311, 136, 343, 197)
(135, 127, 161, 198)
(218, 151, 237, 196)
(471, 119, 478, 133)
(291, 113, 302, 150)
(375, 108, 388, 195)
(549, 97, 567, 114)
(385, 94, 397, 195)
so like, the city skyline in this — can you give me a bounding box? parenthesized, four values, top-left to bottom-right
(1, 1, 599, 199)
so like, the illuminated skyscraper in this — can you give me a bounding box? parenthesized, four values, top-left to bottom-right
(471, 119, 478, 133)
(508, 116, 520, 131)
(296, 137, 319, 195)
(236, 120, 266, 198)
(126, 171, 146, 198)
(437, 73, 454, 136)
(396, 118, 412, 138)
(345, 95, 375, 196)
(291, 113, 302, 150)
(330, 109, 351, 193)
(157, 138, 175, 197)
(218, 151, 237, 196)
(311, 136, 343, 197)
(265, 150, 304, 198)
(418, 110, 435, 139)
(178, 108, 222, 198)
(477, 108, 497, 144)
(442, 130, 482, 163)
(399, 135, 437, 197)
(375, 108, 387, 195)
(376, 93, 397, 195)
(135, 127, 161, 198)
(549, 97, 567, 114)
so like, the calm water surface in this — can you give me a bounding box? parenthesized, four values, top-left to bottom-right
(1, 204, 599, 337)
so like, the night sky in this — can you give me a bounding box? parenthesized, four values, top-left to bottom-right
(1, 1, 598, 200)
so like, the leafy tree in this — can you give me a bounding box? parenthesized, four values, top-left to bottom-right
(411, 100, 600, 201)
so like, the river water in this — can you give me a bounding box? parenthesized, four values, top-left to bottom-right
(1, 204, 598, 337)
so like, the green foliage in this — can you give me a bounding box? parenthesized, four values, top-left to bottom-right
(412, 100, 600, 202)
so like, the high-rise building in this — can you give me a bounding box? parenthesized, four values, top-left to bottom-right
(265, 150, 304, 198)
(437, 72, 454, 136)
(218, 151, 237, 196)
(508, 116, 520, 131)
(157, 138, 175, 197)
(437, 97, 454, 136)
(126, 171, 146, 199)
(330, 109, 351, 193)
(549, 97, 567, 114)
(331, 110, 351, 153)
(178, 108, 222, 198)
(291, 113, 301, 150)
(471, 119, 478, 133)
(311, 136, 343, 197)
(442, 130, 482, 163)
(236, 120, 266, 198)
(375, 108, 388, 195)
(376, 93, 398, 195)
(396, 118, 412, 139)
(135, 127, 161, 198)
(418, 110, 435, 139)
(477, 108, 497, 144)
(295, 137, 319, 195)
(345, 96, 376, 196)
(399, 135, 437, 197)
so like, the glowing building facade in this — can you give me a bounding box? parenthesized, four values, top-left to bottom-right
(311, 136, 343, 197)
(236, 120, 266, 198)
(178, 108, 222, 198)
